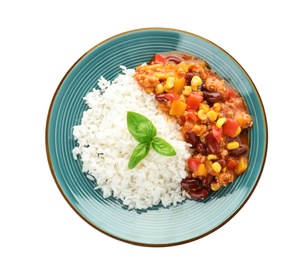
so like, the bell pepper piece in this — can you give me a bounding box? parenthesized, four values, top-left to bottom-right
(226, 158, 238, 170)
(173, 77, 186, 94)
(186, 93, 203, 111)
(153, 53, 166, 64)
(165, 92, 180, 100)
(188, 157, 201, 172)
(211, 124, 223, 143)
(169, 100, 187, 116)
(223, 118, 240, 137)
(187, 111, 200, 122)
(193, 163, 208, 177)
(235, 157, 248, 175)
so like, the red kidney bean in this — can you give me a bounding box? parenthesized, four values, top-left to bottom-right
(165, 56, 182, 64)
(229, 146, 247, 157)
(155, 94, 166, 103)
(200, 83, 207, 91)
(181, 178, 201, 191)
(201, 174, 214, 186)
(218, 159, 226, 168)
(189, 188, 209, 200)
(196, 142, 208, 155)
(202, 90, 222, 106)
(205, 132, 220, 155)
(184, 130, 200, 148)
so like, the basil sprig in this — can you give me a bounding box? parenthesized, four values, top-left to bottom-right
(127, 111, 157, 143)
(127, 111, 176, 169)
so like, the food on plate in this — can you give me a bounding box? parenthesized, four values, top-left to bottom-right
(134, 51, 253, 200)
(72, 51, 253, 210)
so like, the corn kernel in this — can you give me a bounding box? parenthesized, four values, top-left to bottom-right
(216, 117, 227, 128)
(212, 162, 222, 173)
(154, 72, 167, 80)
(155, 84, 164, 94)
(231, 126, 241, 137)
(182, 86, 192, 96)
(164, 85, 172, 92)
(199, 103, 210, 113)
(176, 61, 189, 72)
(191, 76, 202, 90)
(206, 110, 218, 122)
(179, 94, 186, 102)
(165, 76, 175, 89)
(207, 154, 218, 160)
(197, 110, 207, 120)
(211, 182, 222, 191)
(212, 102, 221, 112)
(226, 141, 240, 150)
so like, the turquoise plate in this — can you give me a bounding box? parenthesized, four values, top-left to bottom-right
(46, 28, 268, 246)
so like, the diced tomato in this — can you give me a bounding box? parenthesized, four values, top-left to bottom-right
(211, 124, 222, 143)
(165, 92, 180, 100)
(188, 157, 201, 172)
(187, 111, 200, 122)
(226, 87, 234, 99)
(153, 54, 166, 65)
(226, 158, 238, 170)
(223, 118, 240, 137)
(186, 93, 203, 111)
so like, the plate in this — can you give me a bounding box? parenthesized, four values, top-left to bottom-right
(46, 28, 268, 246)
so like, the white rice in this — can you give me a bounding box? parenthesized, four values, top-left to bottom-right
(72, 66, 191, 210)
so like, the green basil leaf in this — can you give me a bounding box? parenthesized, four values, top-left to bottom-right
(128, 142, 150, 169)
(151, 137, 176, 156)
(127, 111, 157, 143)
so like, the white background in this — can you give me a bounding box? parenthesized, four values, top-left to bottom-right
(1, 0, 306, 259)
